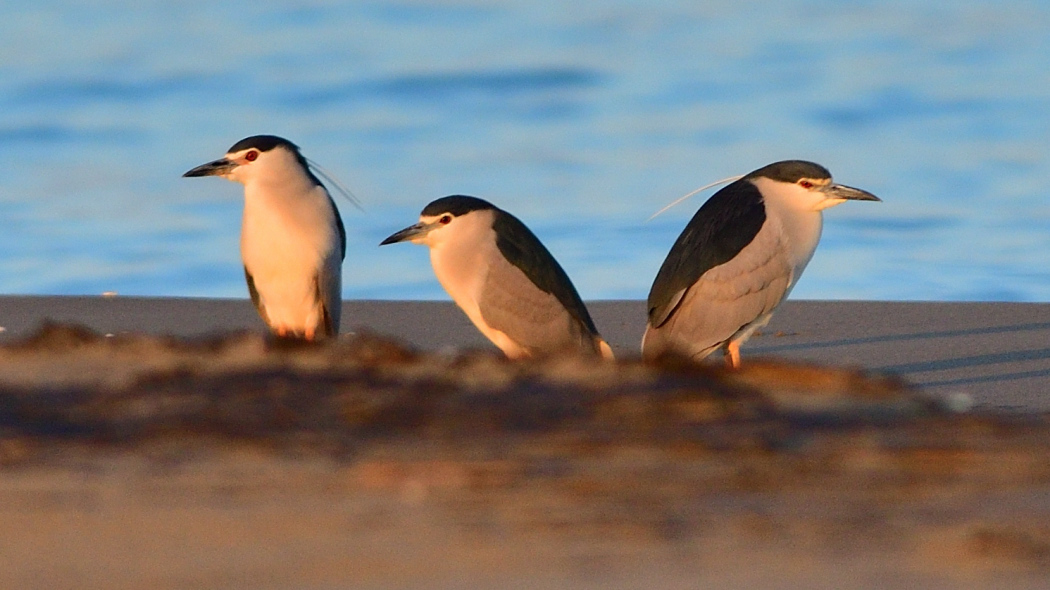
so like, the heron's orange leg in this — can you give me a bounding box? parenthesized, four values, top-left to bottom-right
(724, 341, 741, 370)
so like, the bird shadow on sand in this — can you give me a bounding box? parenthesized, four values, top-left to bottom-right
(751, 321, 1050, 355)
(751, 322, 1050, 390)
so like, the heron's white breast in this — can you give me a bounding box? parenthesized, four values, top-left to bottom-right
(241, 179, 339, 272)
(240, 179, 341, 335)
(751, 177, 825, 278)
(428, 212, 497, 309)
(427, 211, 509, 336)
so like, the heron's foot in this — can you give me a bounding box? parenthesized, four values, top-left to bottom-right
(724, 342, 741, 370)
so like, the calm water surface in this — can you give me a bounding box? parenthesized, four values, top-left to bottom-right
(1, 1, 1048, 302)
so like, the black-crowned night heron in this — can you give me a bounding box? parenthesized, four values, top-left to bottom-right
(642, 160, 880, 367)
(380, 195, 613, 359)
(183, 135, 345, 340)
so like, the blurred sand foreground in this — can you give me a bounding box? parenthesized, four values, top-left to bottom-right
(0, 299, 1049, 589)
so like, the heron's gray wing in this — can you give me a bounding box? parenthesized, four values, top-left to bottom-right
(490, 209, 601, 338)
(477, 253, 596, 354)
(315, 252, 342, 337)
(647, 179, 766, 328)
(649, 222, 794, 357)
(301, 155, 346, 262)
(315, 187, 345, 336)
(328, 193, 347, 261)
(244, 267, 270, 326)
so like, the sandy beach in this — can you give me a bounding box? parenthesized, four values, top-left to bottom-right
(0, 297, 1048, 589)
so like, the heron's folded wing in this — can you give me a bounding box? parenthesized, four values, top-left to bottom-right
(478, 242, 594, 354)
(662, 224, 795, 355)
(648, 179, 767, 328)
(482, 209, 602, 351)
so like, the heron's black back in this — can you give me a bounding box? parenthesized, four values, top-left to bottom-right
(647, 179, 766, 327)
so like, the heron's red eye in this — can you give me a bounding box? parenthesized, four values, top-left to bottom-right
(439, 215, 452, 225)
(799, 180, 814, 189)
(245, 150, 259, 162)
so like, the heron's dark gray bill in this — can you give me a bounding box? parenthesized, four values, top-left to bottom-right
(183, 158, 236, 178)
(380, 223, 427, 246)
(825, 183, 880, 202)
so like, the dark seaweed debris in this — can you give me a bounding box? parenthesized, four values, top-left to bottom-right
(0, 322, 998, 459)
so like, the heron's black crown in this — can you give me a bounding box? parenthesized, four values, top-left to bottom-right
(227, 135, 320, 185)
(421, 195, 497, 218)
(227, 135, 301, 155)
(745, 160, 831, 183)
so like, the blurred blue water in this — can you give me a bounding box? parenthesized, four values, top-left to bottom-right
(1, 1, 1048, 302)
